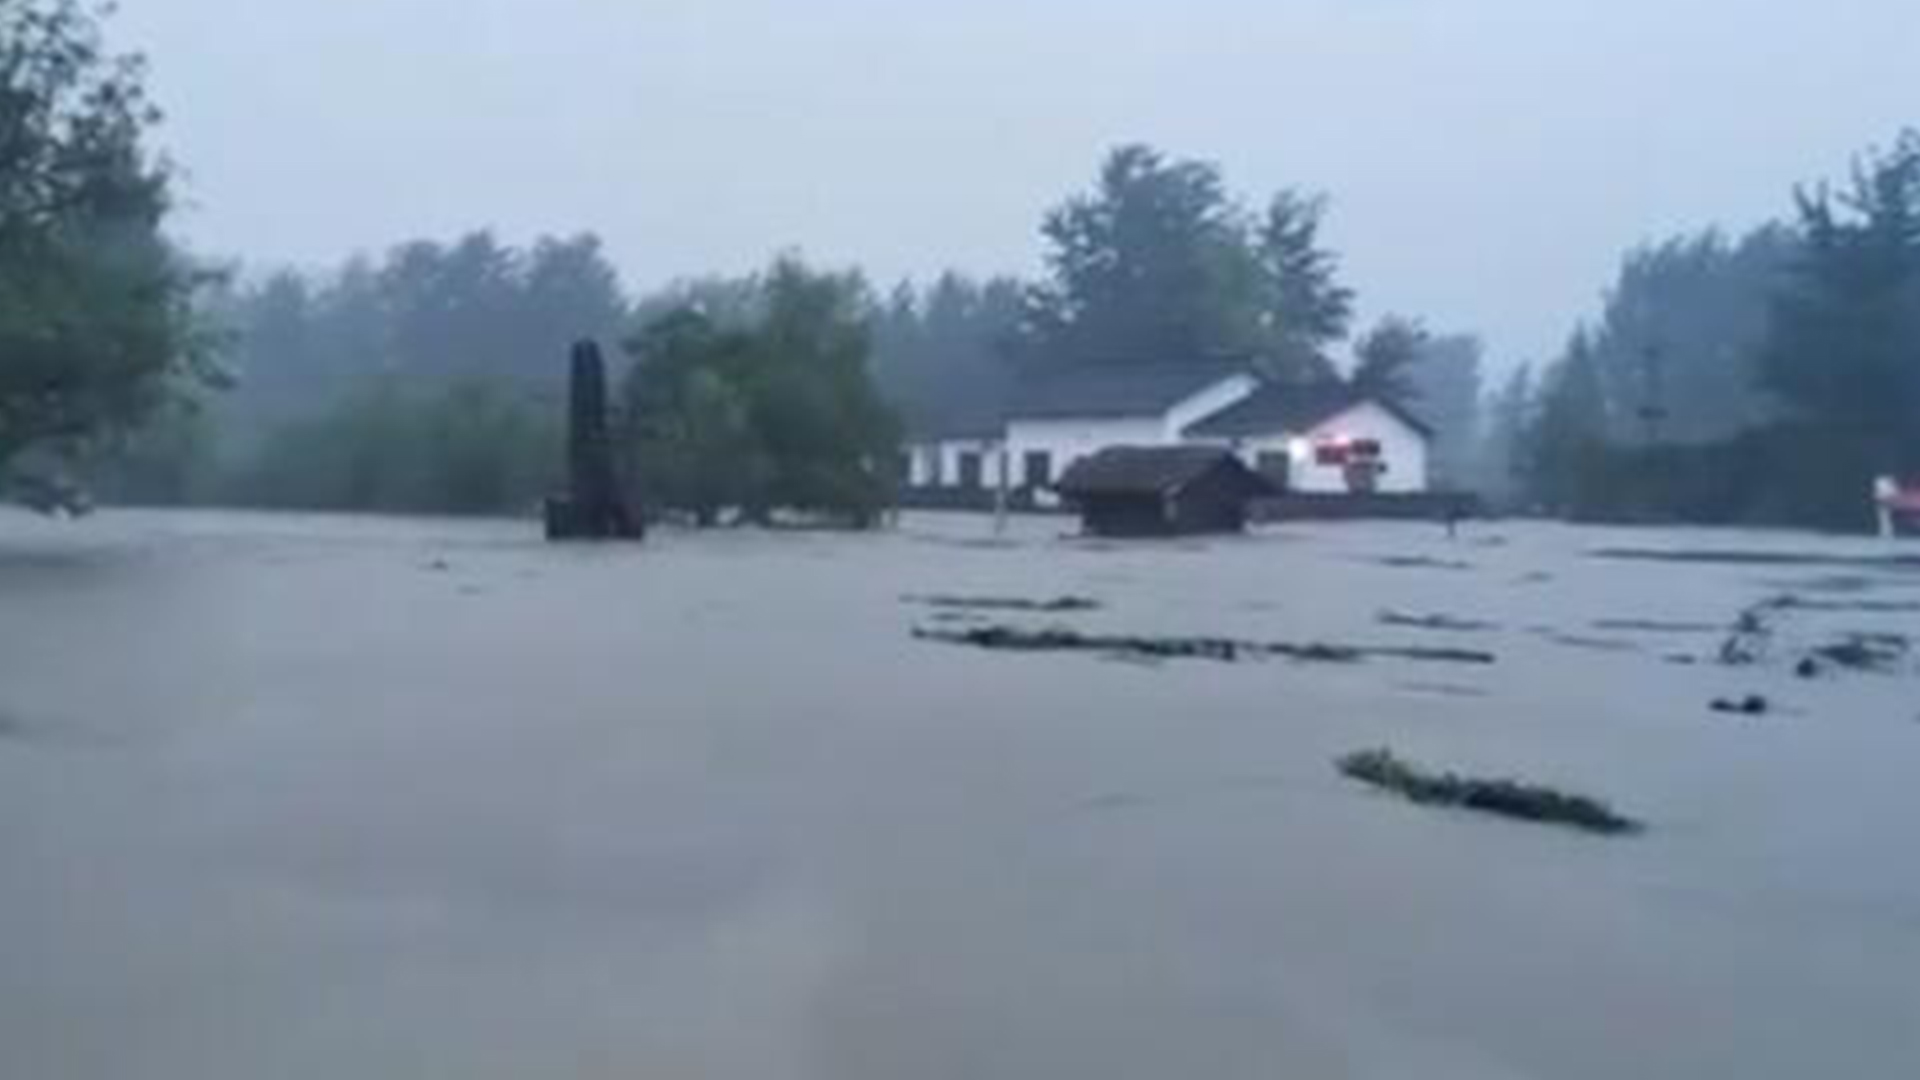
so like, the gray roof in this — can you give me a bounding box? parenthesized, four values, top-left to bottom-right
(1007, 358, 1251, 420)
(1056, 446, 1275, 498)
(899, 396, 1007, 441)
(1183, 382, 1435, 439)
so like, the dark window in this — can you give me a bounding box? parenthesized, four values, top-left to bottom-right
(1315, 443, 1348, 467)
(1351, 439, 1384, 458)
(958, 452, 984, 490)
(927, 450, 945, 487)
(1024, 451, 1053, 488)
(1255, 451, 1292, 487)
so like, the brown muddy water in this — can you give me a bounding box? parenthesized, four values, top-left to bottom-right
(1, 509, 1917, 1079)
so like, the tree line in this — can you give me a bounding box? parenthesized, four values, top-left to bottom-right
(1503, 132, 1920, 529)
(68, 134, 1489, 523)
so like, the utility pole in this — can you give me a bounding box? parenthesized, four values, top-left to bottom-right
(994, 443, 1010, 537)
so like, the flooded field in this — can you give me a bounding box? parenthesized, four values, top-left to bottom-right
(2, 509, 1917, 1080)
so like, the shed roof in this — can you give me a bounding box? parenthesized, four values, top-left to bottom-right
(1056, 446, 1275, 499)
(1184, 382, 1435, 439)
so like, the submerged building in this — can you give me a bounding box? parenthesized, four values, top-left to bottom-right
(1055, 446, 1275, 537)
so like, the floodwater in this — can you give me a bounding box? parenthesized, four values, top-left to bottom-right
(1, 509, 1917, 1080)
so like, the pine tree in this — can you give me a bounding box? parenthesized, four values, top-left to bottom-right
(1254, 192, 1354, 382)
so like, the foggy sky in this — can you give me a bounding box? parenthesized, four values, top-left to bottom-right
(120, 0, 1918, 366)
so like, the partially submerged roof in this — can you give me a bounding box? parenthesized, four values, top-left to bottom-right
(1056, 446, 1275, 499)
(1007, 358, 1252, 421)
(1184, 382, 1435, 439)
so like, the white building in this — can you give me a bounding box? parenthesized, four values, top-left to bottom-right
(1182, 382, 1433, 495)
(904, 361, 1432, 501)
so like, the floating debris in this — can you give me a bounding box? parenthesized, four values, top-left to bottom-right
(1801, 633, 1911, 676)
(1394, 682, 1491, 699)
(1783, 574, 1881, 595)
(1379, 610, 1498, 633)
(1593, 548, 1920, 571)
(917, 625, 1324, 663)
(1718, 597, 1794, 666)
(913, 625, 1496, 666)
(1358, 645, 1498, 665)
(1592, 618, 1723, 634)
(1338, 749, 1642, 836)
(1714, 594, 1915, 677)
(1081, 792, 1154, 813)
(1370, 555, 1475, 572)
(1536, 630, 1642, 654)
(1711, 695, 1772, 717)
(1780, 597, 1920, 614)
(903, 594, 1102, 614)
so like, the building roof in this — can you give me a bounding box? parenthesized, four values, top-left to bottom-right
(898, 395, 1007, 441)
(1007, 358, 1252, 421)
(1183, 382, 1435, 439)
(1056, 446, 1275, 499)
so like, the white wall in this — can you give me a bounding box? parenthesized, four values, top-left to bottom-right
(1288, 403, 1430, 494)
(908, 444, 940, 488)
(906, 439, 1002, 490)
(1004, 418, 1166, 477)
(1190, 402, 1430, 495)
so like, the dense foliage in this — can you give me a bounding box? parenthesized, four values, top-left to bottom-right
(624, 260, 900, 527)
(869, 273, 1024, 440)
(228, 380, 558, 516)
(88, 231, 625, 514)
(1759, 134, 1920, 464)
(1406, 333, 1485, 490)
(218, 231, 627, 431)
(1348, 316, 1430, 408)
(1507, 131, 1920, 529)
(1020, 145, 1354, 382)
(0, 0, 212, 478)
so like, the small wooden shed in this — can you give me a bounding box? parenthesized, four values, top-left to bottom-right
(1056, 447, 1275, 537)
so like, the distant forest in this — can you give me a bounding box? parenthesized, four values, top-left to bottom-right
(4, 1, 1916, 530)
(80, 144, 1496, 521)
(1508, 131, 1920, 529)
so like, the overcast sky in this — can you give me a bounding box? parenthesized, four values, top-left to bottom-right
(120, 0, 1917, 366)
